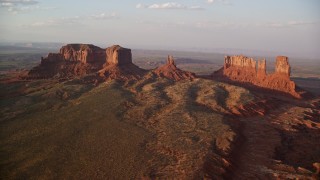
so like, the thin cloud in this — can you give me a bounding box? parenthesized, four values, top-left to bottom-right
(0, 0, 56, 14)
(136, 20, 243, 30)
(194, 21, 245, 29)
(0, 0, 38, 7)
(23, 16, 81, 27)
(136, 2, 204, 10)
(206, 0, 231, 5)
(287, 21, 315, 26)
(23, 13, 120, 27)
(7, 5, 57, 14)
(264, 21, 316, 28)
(91, 12, 118, 20)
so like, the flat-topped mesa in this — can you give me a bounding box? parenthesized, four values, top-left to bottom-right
(59, 44, 105, 63)
(224, 55, 256, 70)
(27, 44, 106, 79)
(106, 45, 132, 66)
(153, 55, 195, 81)
(213, 55, 300, 98)
(275, 56, 290, 77)
(221, 55, 257, 82)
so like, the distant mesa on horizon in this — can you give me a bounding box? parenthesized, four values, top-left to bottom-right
(25, 43, 304, 98)
(26, 43, 194, 82)
(212, 55, 301, 98)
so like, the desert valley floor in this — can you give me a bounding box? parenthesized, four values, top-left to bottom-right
(1, 76, 320, 179)
(0, 44, 319, 179)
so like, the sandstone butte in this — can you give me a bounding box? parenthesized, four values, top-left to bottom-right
(153, 55, 195, 81)
(27, 44, 301, 98)
(212, 55, 301, 98)
(98, 45, 146, 81)
(27, 44, 194, 81)
(28, 44, 105, 79)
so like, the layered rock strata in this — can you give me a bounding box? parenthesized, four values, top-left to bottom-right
(106, 45, 132, 65)
(27, 44, 146, 81)
(213, 55, 300, 98)
(28, 44, 105, 79)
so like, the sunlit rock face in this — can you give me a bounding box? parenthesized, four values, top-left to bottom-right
(27, 44, 105, 79)
(106, 45, 132, 66)
(213, 55, 299, 98)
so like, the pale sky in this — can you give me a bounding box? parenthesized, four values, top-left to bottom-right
(0, 0, 319, 57)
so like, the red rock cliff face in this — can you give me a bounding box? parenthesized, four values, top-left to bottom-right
(28, 44, 105, 79)
(275, 56, 290, 77)
(59, 44, 106, 63)
(106, 45, 132, 65)
(99, 45, 146, 81)
(222, 55, 257, 82)
(257, 59, 266, 77)
(224, 55, 256, 69)
(213, 55, 300, 98)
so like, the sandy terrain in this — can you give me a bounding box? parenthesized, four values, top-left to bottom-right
(1, 73, 319, 179)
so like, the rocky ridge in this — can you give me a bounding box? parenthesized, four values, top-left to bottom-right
(213, 55, 300, 98)
(153, 55, 196, 81)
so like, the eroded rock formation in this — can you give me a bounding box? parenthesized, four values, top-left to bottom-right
(275, 56, 290, 76)
(98, 45, 146, 81)
(27, 44, 146, 81)
(153, 55, 196, 81)
(60, 44, 106, 63)
(28, 44, 105, 79)
(213, 55, 300, 98)
(106, 45, 132, 65)
(257, 59, 266, 78)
